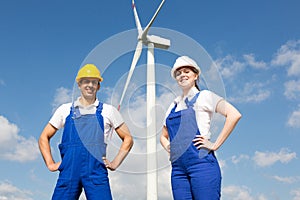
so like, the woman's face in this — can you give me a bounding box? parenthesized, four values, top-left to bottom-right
(174, 67, 198, 90)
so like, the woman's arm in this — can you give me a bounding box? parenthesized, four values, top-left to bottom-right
(194, 99, 242, 151)
(160, 126, 170, 153)
(213, 100, 242, 150)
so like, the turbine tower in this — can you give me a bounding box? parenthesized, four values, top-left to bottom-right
(118, 0, 170, 199)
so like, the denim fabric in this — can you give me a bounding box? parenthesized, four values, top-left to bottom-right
(52, 103, 112, 200)
(166, 93, 221, 200)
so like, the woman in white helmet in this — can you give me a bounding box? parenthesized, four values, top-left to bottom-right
(160, 56, 242, 200)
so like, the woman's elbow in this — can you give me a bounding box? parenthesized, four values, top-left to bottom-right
(235, 111, 242, 122)
(127, 135, 134, 149)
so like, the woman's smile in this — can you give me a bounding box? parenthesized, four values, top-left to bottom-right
(175, 67, 198, 90)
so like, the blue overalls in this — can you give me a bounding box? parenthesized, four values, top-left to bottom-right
(52, 103, 113, 200)
(166, 92, 221, 200)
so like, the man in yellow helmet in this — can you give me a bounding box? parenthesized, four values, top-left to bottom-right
(39, 64, 133, 199)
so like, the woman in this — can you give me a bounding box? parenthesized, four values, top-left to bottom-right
(160, 56, 242, 200)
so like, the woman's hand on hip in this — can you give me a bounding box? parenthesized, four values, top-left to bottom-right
(103, 157, 117, 171)
(193, 135, 215, 151)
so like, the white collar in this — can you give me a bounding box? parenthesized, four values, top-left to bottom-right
(174, 87, 199, 104)
(73, 97, 99, 108)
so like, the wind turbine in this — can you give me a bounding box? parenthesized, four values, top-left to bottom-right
(118, 0, 170, 199)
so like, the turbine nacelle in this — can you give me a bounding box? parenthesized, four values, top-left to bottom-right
(119, 0, 170, 109)
(138, 34, 170, 49)
(146, 35, 170, 49)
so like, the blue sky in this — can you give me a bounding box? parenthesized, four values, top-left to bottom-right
(1, 0, 300, 199)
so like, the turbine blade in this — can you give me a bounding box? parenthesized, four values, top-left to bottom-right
(142, 0, 165, 39)
(132, 0, 143, 37)
(118, 41, 143, 110)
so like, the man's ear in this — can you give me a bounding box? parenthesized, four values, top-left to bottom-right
(97, 83, 100, 90)
(78, 80, 83, 87)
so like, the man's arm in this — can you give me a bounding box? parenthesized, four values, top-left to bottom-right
(103, 123, 133, 171)
(38, 123, 61, 172)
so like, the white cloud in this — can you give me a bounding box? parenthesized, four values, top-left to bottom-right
(253, 148, 296, 167)
(231, 154, 250, 164)
(0, 116, 39, 162)
(0, 116, 19, 145)
(284, 80, 300, 100)
(215, 54, 271, 104)
(287, 104, 300, 128)
(216, 158, 226, 176)
(109, 172, 147, 199)
(216, 53, 268, 80)
(0, 181, 33, 200)
(272, 41, 300, 129)
(52, 87, 72, 112)
(222, 185, 267, 200)
(107, 166, 172, 200)
(291, 188, 300, 200)
(1, 136, 39, 162)
(271, 40, 300, 77)
(218, 159, 226, 169)
(243, 54, 267, 69)
(215, 55, 245, 79)
(271, 175, 300, 184)
(227, 81, 271, 103)
(271, 41, 300, 129)
(157, 167, 172, 198)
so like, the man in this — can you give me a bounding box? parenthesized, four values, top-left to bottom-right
(39, 64, 133, 199)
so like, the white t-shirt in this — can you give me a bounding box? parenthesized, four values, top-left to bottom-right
(164, 87, 223, 139)
(49, 98, 124, 141)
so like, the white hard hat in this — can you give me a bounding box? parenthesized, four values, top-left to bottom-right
(171, 56, 201, 78)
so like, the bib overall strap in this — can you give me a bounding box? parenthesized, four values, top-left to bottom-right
(95, 102, 104, 130)
(71, 103, 81, 119)
(184, 92, 200, 108)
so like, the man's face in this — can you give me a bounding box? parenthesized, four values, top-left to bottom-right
(78, 78, 100, 99)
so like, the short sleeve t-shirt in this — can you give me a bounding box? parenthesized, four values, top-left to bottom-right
(164, 87, 223, 139)
(49, 98, 124, 141)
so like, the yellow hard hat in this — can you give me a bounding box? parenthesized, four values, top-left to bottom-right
(76, 64, 103, 82)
